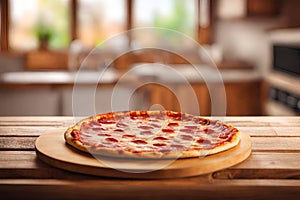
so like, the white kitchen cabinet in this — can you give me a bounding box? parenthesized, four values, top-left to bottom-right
(0, 88, 60, 116)
(0, 84, 147, 116)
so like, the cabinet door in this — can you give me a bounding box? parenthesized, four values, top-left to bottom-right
(147, 81, 263, 116)
(147, 84, 210, 116)
(247, 0, 280, 16)
(225, 81, 263, 116)
(147, 84, 180, 112)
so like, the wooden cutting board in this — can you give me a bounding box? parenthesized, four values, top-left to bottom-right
(35, 128, 252, 179)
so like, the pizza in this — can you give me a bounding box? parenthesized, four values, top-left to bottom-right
(64, 110, 240, 159)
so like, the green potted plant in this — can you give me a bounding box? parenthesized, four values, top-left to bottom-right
(35, 21, 54, 50)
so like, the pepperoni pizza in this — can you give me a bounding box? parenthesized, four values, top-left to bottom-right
(64, 110, 240, 159)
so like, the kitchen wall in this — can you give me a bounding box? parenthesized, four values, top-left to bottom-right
(214, 0, 300, 75)
(215, 18, 277, 75)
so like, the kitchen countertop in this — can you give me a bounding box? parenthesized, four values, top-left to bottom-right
(0, 65, 262, 86)
(1, 116, 300, 199)
(0, 70, 118, 85)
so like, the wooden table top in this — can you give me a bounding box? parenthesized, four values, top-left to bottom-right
(1, 116, 300, 200)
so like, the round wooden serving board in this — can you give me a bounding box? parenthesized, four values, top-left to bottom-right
(35, 128, 252, 179)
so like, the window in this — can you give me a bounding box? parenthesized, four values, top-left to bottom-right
(10, 0, 70, 51)
(78, 0, 126, 47)
(1, 0, 212, 53)
(133, 0, 197, 47)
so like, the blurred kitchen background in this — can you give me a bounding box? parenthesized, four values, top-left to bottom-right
(0, 0, 300, 116)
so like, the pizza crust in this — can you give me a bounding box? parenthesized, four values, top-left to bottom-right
(64, 126, 88, 153)
(64, 111, 241, 159)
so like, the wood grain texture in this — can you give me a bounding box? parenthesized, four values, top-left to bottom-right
(251, 137, 300, 152)
(225, 116, 300, 127)
(0, 137, 36, 150)
(2, 151, 300, 180)
(0, 116, 74, 126)
(237, 127, 300, 137)
(1, 179, 300, 200)
(0, 126, 60, 136)
(213, 152, 300, 179)
(1, 116, 300, 199)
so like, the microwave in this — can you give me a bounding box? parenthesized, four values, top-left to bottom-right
(273, 44, 300, 76)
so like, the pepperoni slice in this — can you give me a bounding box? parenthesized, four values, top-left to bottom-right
(196, 138, 211, 144)
(114, 129, 124, 132)
(105, 137, 118, 142)
(203, 128, 215, 134)
(218, 133, 229, 139)
(153, 143, 167, 147)
(122, 134, 136, 138)
(71, 129, 79, 138)
(162, 128, 174, 133)
(168, 122, 179, 126)
(199, 118, 210, 125)
(153, 136, 169, 140)
(131, 139, 147, 144)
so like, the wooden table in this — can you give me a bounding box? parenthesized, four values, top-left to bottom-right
(1, 117, 300, 199)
